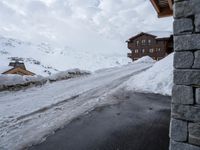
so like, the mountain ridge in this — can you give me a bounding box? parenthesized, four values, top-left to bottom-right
(0, 35, 130, 76)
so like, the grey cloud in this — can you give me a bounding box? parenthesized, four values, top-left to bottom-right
(0, 0, 172, 51)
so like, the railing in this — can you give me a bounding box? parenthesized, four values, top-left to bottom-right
(127, 53, 132, 58)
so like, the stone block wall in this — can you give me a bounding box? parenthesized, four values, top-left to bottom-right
(170, 0, 200, 149)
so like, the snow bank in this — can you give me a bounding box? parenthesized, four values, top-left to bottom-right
(134, 56, 155, 64)
(0, 74, 45, 87)
(125, 53, 174, 96)
(0, 69, 90, 91)
(47, 69, 90, 81)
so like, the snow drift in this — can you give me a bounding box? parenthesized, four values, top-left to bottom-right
(0, 69, 90, 91)
(134, 56, 156, 64)
(125, 53, 174, 96)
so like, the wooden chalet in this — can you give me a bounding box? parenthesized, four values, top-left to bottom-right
(150, 0, 173, 18)
(127, 32, 173, 61)
(0, 61, 35, 76)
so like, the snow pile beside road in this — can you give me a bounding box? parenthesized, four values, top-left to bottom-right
(125, 53, 174, 96)
(47, 69, 90, 81)
(134, 56, 156, 64)
(0, 69, 90, 91)
(0, 74, 45, 86)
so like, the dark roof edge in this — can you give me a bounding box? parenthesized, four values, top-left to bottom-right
(127, 32, 157, 42)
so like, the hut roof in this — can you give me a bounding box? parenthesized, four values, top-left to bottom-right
(2, 67, 35, 76)
(1, 62, 35, 76)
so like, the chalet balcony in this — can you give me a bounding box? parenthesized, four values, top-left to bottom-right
(127, 53, 132, 58)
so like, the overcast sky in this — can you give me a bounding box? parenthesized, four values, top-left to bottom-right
(0, 0, 173, 53)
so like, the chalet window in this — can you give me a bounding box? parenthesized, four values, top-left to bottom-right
(141, 40, 146, 45)
(149, 49, 154, 53)
(135, 49, 139, 53)
(136, 41, 139, 46)
(156, 48, 161, 51)
(142, 49, 145, 53)
(148, 40, 151, 45)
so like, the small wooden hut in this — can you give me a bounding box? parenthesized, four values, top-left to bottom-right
(1, 61, 35, 76)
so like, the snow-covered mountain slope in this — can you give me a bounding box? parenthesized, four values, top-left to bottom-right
(0, 35, 130, 76)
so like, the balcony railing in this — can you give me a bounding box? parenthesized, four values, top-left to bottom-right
(127, 53, 132, 58)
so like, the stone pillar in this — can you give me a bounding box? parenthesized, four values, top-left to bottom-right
(170, 0, 200, 149)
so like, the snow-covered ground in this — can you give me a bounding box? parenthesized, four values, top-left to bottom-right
(124, 53, 174, 96)
(0, 62, 152, 150)
(0, 51, 174, 150)
(0, 69, 90, 91)
(0, 36, 130, 76)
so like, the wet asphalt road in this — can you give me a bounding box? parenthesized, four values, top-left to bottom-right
(29, 91, 171, 150)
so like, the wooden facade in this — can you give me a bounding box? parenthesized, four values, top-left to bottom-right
(150, 0, 173, 18)
(127, 32, 173, 61)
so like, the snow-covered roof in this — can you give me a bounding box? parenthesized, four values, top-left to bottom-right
(0, 66, 13, 74)
(147, 31, 172, 39)
(127, 31, 172, 42)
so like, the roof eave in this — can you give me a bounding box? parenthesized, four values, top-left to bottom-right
(128, 32, 157, 41)
(2, 67, 35, 76)
(150, 0, 173, 18)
